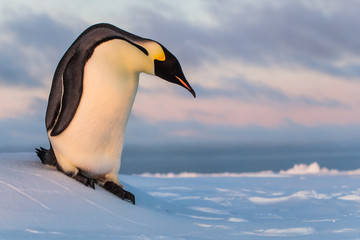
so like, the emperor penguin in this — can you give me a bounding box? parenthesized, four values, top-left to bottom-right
(36, 23, 196, 204)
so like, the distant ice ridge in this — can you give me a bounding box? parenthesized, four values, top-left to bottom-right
(281, 162, 360, 175)
(279, 162, 337, 175)
(139, 162, 360, 178)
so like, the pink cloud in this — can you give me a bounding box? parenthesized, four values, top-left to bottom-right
(133, 91, 360, 128)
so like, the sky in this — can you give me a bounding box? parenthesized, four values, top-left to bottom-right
(1, 0, 360, 151)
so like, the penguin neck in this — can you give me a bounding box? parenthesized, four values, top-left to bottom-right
(83, 38, 145, 110)
(91, 39, 154, 76)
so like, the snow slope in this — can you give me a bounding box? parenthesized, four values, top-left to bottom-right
(1, 153, 360, 239)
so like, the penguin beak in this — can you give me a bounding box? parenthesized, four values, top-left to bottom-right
(175, 75, 196, 98)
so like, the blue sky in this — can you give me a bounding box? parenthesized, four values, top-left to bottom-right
(1, 0, 360, 151)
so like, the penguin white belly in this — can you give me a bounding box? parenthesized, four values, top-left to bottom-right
(49, 40, 140, 177)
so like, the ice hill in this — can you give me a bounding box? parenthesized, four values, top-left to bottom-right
(1, 153, 360, 239)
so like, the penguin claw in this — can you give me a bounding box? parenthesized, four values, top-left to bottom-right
(85, 178, 96, 189)
(72, 172, 96, 189)
(103, 181, 135, 205)
(124, 190, 135, 205)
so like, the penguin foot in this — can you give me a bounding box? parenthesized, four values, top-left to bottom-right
(103, 181, 135, 205)
(71, 172, 96, 189)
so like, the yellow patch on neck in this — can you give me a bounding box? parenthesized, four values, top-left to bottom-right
(153, 50, 165, 61)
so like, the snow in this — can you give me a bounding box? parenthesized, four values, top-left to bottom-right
(1, 153, 360, 239)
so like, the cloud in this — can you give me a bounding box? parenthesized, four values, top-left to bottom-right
(133, 91, 355, 129)
(5, 14, 77, 51)
(194, 76, 345, 109)
(0, 86, 48, 118)
(193, 77, 289, 102)
(0, 13, 80, 87)
(126, 1, 360, 78)
(0, 50, 36, 85)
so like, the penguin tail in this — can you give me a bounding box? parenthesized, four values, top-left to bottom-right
(35, 147, 57, 167)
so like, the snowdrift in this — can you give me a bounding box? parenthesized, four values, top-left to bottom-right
(1, 153, 360, 239)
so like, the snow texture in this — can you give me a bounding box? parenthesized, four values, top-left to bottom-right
(1, 153, 360, 239)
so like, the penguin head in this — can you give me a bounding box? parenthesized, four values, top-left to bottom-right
(149, 43, 196, 98)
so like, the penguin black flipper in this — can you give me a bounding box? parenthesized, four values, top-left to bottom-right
(48, 51, 85, 136)
(46, 32, 92, 136)
(45, 23, 149, 136)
